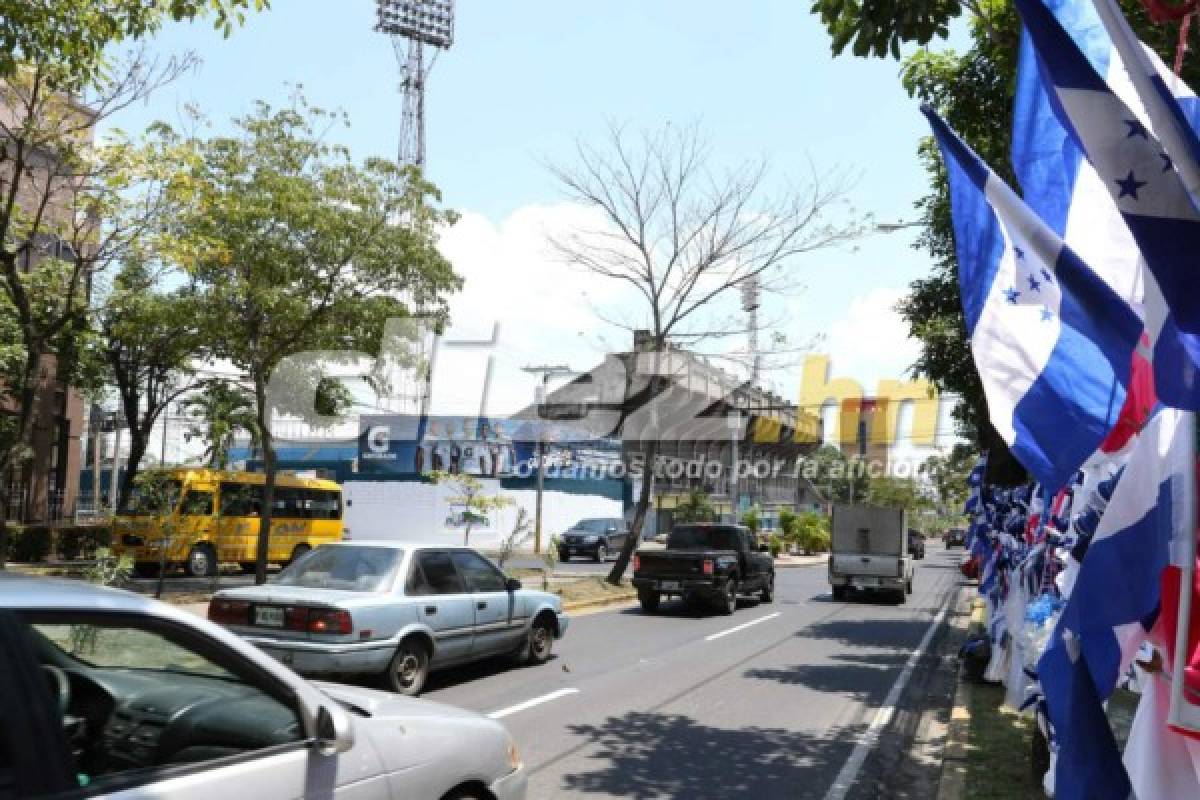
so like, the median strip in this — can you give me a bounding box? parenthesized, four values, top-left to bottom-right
(704, 612, 781, 642)
(487, 688, 580, 720)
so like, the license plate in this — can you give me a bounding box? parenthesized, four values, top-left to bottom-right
(255, 606, 284, 627)
(855, 577, 880, 588)
(659, 580, 680, 590)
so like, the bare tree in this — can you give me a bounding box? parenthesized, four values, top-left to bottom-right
(0, 53, 192, 566)
(547, 123, 869, 583)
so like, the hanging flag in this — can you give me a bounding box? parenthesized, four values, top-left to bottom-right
(921, 107, 1142, 491)
(1014, 0, 1200, 410)
(1037, 407, 1194, 800)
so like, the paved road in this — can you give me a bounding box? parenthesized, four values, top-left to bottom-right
(418, 544, 966, 800)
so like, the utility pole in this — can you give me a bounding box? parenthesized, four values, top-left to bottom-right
(521, 364, 575, 554)
(728, 412, 741, 522)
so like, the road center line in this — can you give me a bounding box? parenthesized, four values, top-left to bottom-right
(487, 688, 580, 720)
(704, 612, 781, 642)
(821, 595, 953, 800)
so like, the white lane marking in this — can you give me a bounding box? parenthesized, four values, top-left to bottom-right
(822, 599, 951, 800)
(487, 688, 580, 720)
(704, 612, 782, 642)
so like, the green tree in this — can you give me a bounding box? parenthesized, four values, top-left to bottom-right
(430, 471, 513, 547)
(864, 475, 934, 513)
(170, 98, 461, 583)
(802, 445, 871, 505)
(181, 381, 259, 470)
(919, 443, 977, 512)
(100, 260, 209, 506)
(0, 0, 267, 88)
(740, 506, 761, 533)
(674, 489, 717, 523)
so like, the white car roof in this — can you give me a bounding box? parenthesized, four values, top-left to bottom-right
(327, 540, 478, 551)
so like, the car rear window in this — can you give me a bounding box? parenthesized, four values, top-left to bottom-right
(274, 546, 401, 591)
(667, 527, 740, 550)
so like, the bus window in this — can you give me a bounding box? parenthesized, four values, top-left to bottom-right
(179, 490, 214, 516)
(273, 488, 305, 519)
(220, 483, 263, 517)
(118, 480, 181, 515)
(305, 490, 342, 520)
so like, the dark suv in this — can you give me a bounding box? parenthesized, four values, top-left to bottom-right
(558, 518, 628, 562)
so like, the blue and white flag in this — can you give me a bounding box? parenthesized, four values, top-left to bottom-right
(1038, 407, 1195, 800)
(1014, 0, 1200, 409)
(922, 108, 1142, 491)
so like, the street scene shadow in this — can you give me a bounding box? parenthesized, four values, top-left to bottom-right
(560, 711, 861, 799)
(744, 652, 911, 702)
(618, 595, 765, 619)
(798, 618, 937, 651)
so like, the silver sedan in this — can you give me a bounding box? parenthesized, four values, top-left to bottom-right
(1, 572, 526, 799)
(210, 541, 570, 695)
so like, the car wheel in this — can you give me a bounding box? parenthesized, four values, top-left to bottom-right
(760, 573, 775, 603)
(525, 617, 555, 665)
(638, 588, 661, 613)
(832, 585, 848, 602)
(718, 578, 738, 615)
(893, 589, 907, 605)
(558, 550, 569, 562)
(386, 639, 430, 695)
(594, 544, 607, 563)
(186, 545, 216, 578)
(441, 787, 487, 800)
(289, 544, 311, 564)
(906, 577, 914, 595)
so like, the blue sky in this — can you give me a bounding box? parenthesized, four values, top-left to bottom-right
(107, 1, 962, 453)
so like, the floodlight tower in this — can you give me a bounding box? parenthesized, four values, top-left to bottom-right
(740, 275, 762, 385)
(374, 0, 455, 169)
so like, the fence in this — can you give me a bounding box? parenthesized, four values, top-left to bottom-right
(4, 482, 76, 525)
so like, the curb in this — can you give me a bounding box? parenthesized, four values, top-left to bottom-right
(935, 593, 982, 800)
(562, 593, 639, 614)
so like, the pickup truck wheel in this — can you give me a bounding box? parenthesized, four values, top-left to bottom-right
(638, 589, 661, 613)
(906, 577, 913, 595)
(386, 639, 430, 696)
(832, 585, 847, 602)
(760, 573, 775, 603)
(594, 544, 607, 563)
(719, 579, 738, 615)
(558, 550, 569, 563)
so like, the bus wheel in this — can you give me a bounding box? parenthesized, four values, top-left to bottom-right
(289, 544, 311, 565)
(186, 545, 216, 578)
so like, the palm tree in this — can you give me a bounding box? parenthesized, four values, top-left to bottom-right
(182, 381, 260, 469)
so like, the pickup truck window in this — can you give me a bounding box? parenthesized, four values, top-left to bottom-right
(667, 527, 740, 551)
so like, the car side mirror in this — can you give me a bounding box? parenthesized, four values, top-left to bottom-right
(315, 704, 354, 756)
(505, 577, 522, 591)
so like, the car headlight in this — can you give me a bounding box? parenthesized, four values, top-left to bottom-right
(507, 736, 522, 772)
(584, 535, 598, 543)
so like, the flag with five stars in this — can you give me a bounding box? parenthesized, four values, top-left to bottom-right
(921, 107, 1142, 492)
(1014, 0, 1200, 411)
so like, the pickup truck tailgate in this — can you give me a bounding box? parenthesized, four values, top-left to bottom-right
(636, 550, 728, 578)
(831, 553, 903, 577)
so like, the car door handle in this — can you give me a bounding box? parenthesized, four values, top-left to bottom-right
(424, 606, 437, 615)
(477, 601, 487, 610)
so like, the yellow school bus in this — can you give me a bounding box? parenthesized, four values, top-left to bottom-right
(111, 468, 344, 578)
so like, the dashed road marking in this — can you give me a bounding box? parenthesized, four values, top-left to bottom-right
(487, 688, 580, 720)
(704, 612, 782, 642)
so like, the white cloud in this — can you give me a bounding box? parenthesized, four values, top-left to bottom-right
(822, 286, 920, 391)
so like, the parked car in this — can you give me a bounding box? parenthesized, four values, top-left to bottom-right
(209, 541, 569, 696)
(557, 517, 628, 562)
(631, 524, 775, 615)
(0, 572, 527, 800)
(828, 504, 913, 603)
(908, 529, 926, 560)
(944, 527, 967, 548)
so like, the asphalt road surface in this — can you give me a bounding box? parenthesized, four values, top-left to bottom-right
(420, 544, 966, 800)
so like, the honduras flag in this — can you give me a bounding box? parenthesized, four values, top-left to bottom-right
(922, 108, 1142, 491)
(1014, 0, 1200, 410)
(1037, 407, 1195, 800)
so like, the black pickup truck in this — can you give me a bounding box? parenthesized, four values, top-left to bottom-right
(632, 524, 775, 615)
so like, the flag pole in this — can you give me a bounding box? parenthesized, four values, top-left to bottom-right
(1168, 411, 1198, 731)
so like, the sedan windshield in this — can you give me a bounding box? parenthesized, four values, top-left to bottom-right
(275, 546, 402, 592)
(667, 527, 740, 551)
(572, 519, 611, 533)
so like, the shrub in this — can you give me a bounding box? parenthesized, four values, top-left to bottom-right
(768, 534, 783, 558)
(9, 526, 53, 563)
(57, 526, 112, 561)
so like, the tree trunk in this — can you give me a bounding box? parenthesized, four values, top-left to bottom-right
(119, 427, 151, 511)
(0, 348, 48, 567)
(253, 375, 276, 586)
(607, 439, 658, 585)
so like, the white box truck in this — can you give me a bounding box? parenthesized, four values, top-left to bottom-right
(828, 503, 914, 603)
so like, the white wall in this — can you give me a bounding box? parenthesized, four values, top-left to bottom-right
(343, 479, 622, 550)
